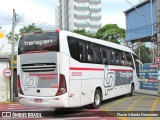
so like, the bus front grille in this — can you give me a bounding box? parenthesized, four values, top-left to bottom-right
(21, 63, 56, 72)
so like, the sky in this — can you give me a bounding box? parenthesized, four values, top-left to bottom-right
(0, 0, 142, 34)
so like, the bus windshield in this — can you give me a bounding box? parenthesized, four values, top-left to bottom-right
(18, 32, 59, 55)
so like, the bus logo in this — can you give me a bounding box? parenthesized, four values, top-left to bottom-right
(22, 73, 38, 91)
(104, 72, 115, 88)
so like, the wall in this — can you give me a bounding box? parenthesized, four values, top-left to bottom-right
(0, 60, 10, 102)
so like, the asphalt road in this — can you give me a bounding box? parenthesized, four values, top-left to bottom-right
(0, 93, 160, 120)
(100, 93, 160, 120)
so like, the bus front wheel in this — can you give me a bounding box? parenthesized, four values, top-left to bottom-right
(128, 84, 134, 97)
(90, 89, 101, 109)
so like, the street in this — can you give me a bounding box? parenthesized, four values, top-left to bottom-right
(0, 103, 118, 120)
(0, 93, 160, 119)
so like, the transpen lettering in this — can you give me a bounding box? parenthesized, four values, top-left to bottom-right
(120, 72, 133, 78)
(24, 39, 53, 46)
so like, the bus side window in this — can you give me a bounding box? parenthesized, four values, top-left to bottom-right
(67, 36, 79, 61)
(79, 42, 84, 62)
(126, 53, 134, 69)
(87, 43, 94, 63)
(95, 46, 102, 64)
(118, 52, 122, 66)
(121, 52, 126, 66)
(92, 44, 98, 64)
(101, 48, 108, 64)
(111, 49, 116, 65)
(115, 50, 120, 65)
(107, 48, 112, 65)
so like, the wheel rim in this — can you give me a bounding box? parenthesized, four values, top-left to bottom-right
(95, 93, 100, 105)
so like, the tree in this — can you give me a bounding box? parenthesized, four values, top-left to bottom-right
(19, 23, 42, 34)
(134, 45, 152, 63)
(7, 32, 19, 42)
(73, 29, 95, 38)
(96, 24, 125, 44)
(7, 24, 42, 43)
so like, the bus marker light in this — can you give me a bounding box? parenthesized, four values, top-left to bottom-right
(56, 30, 60, 33)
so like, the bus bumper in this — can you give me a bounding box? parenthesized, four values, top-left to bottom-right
(18, 93, 68, 108)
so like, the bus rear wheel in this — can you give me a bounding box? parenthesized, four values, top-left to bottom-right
(90, 89, 101, 109)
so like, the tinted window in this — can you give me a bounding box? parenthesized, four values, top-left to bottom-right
(67, 36, 134, 66)
(67, 37, 80, 61)
(126, 52, 134, 68)
(18, 32, 59, 55)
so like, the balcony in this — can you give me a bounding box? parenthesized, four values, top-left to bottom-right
(74, 21, 89, 27)
(74, 13, 89, 18)
(74, 5, 89, 10)
(74, 0, 88, 2)
(89, 0, 101, 4)
(89, 6, 101, 12)
(89, 23, 101, 28)
(90, 14, 101, 20)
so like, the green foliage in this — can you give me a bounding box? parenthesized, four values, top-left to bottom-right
(19, 24, 42, 34)
(73, 29, 95, 38)
(7, 24, 42, 43)
(7, 32, 19, 41)
(134, 45, 152, 63)
(95, 24, 125, 44)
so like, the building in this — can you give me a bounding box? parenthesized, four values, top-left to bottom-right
(56, 0, 101, 33)
(124, 0, 157, 91)
(0, 30, 6, 39)
(0, 38, 11, 102)
(55, 6, 60, 29)
(0, 37, 18, 102)
(124, 0, 156, 42)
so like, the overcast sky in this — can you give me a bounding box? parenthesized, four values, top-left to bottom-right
(0, 0, 142, 34)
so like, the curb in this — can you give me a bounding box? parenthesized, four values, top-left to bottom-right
(0, 102, 19, 104)
(134, 91, 158, 96)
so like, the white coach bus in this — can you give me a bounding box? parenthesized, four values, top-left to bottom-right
(17, 30, 140, 109)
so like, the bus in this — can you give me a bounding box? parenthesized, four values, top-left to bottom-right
(17, 30, 140, 109)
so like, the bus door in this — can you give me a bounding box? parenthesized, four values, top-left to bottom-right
(133, 56, 142, 91)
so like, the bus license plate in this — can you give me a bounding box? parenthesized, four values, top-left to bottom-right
(34, 99, 43, 103)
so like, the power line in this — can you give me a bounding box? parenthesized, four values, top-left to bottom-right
(125, 0, 153, 25)
(15, 15, 59, 31)
(16, 15, 55, 26)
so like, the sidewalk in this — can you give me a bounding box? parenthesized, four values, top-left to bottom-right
(134, 89, 158, 96)
(0, 101, 19, 104)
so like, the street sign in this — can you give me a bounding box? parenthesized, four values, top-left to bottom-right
(3, 68, 12, 78)
(0, 32, 3, 38)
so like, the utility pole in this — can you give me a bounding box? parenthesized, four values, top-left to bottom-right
(157, 0, 160, 96)
(11, 9, 16, 101)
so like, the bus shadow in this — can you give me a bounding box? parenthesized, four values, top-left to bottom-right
(101, 94, 128, 106)
(51, 107, 86, 118)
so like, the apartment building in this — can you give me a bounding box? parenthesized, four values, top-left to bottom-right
(56, 0, 101, 33)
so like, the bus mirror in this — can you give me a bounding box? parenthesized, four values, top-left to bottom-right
(136, 59, 142, 65)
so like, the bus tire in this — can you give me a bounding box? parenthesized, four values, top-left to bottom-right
(90, 89, 101, 109)
(128, 84, 134, 97)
